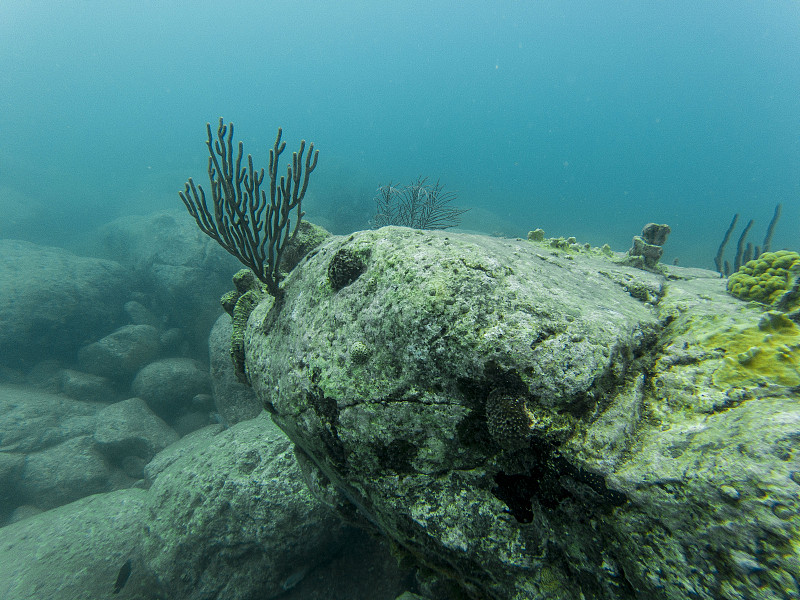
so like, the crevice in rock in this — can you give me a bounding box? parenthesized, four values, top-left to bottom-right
(491, 438, 627, 524)
(306, 381, 347, 471)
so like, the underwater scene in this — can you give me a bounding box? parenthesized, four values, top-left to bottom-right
(1, 2, 799, 599)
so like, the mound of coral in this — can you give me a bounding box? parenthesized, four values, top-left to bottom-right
(727, 250, 800, 306)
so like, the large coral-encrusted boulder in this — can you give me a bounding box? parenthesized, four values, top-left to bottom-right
(245, 227, 800, 600)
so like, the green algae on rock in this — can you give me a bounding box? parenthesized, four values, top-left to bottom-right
(221, 268, 266, 384)
(220, 222, 331, 384)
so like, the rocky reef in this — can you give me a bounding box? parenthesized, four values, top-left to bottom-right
(243, 226, 800, 599)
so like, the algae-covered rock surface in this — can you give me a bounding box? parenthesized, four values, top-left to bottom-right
(245, 227, 800, 600)
(142, 414, 349, 600)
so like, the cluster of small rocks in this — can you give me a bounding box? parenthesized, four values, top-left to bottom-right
(0, 212, 418, 600)
(0, 212, 240, 524)
(527, 223, 672, 272)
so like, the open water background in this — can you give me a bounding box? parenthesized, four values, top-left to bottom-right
(1, 1, 799, 267)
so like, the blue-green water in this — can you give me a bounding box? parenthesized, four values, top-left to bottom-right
(1, 1, 798, 267)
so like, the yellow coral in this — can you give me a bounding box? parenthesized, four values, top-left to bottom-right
(701, 311, 800, 387)
(727, 250, 800, 308)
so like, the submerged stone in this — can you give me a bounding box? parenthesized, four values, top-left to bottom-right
(244, 226, 800, 600)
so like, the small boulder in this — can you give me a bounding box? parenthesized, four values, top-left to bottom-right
(0, 384, 101, 454)
(131, 358, 210, 421)
(78, 324, 161, 380)
(0, 489, 163, 599)
(123, 300, 162, 328)
(143, 414, 348, 600)
(0, 239, 128, 370)
(59, 369, 117, 403)
(17, 435, 111, 510)
(94, 398, 179, 473)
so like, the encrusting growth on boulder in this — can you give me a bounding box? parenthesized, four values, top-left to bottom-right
(327, 247, 368, 291)
(485, 391, 536, 451)
(221, 269, 265, 384)
(727, 250, 800, 308)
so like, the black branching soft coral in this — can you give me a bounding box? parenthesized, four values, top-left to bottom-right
(180, 118, 318, 298)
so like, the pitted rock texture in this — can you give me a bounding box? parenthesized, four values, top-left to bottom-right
(245, 227, 800, 600)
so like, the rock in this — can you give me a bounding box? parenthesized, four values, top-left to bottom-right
(93, 210, 242, 353)
(123, 300, 161, 327)
(0, 385, 111, 517)
(5, 505, 42, 525)
(0, 451, 24, 488)
(0, 239, 128, 370)
(142, 413, 349, 600)
(190, 393, 215, 413)
(24, 360, 63, 392)
(59, 369, 117, 403)
(131, 358, 211, 421)
(0, 452, 25, 522)
(0, 385, 177, 516)
(158, 327, 184, 353)
(209, 313, 261, 425)
(245, 227, 800, 599)
(172, 411, 212, 437)
(96, 210, 236, 275)
(77, 324, 161, 380)
(93, 398, 179, 474)
(278, 220, 333, 276)
(0, 384, 101, 454)
(143, 424, 224, 483)
(0, 489, 164, 600)
(17, 435, 111, 510)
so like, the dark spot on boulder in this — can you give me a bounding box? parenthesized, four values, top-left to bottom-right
(306, 386, 347, 470)
(328, 248, 367, 291)
(492, 439, 627, 523)
(376, 439, 417, 473)
(492, 472, 538, 523)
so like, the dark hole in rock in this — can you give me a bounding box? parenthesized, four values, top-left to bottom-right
(492, 440, 627, 523)
(328, 248, 367, 291)
(376, 439, 417, 473)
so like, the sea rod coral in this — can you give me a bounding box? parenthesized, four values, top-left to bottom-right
(179, 117, 318, 298)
